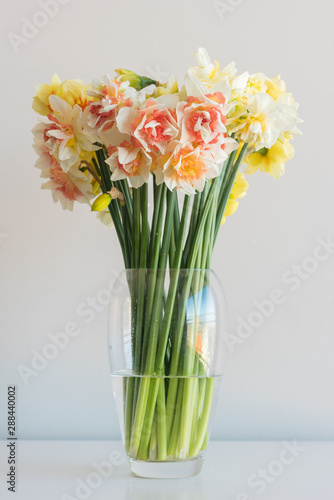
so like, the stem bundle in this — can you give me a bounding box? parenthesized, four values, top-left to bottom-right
(95, 144, 248, 460)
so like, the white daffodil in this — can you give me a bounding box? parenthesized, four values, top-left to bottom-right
(246, 73, 268, 95)
(276, 94, 303, 138)
(184, 73, 232, 115)
(228, 92, 299, 150)
(189, 47, 238, 88)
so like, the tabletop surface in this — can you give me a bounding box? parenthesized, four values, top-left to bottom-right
(0, 440, 333, 500)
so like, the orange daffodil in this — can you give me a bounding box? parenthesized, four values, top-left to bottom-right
(105, 141, 152, 189)
(116, 98, 180, 154)
(32, 48, 301, 222)
(107, 79, 238, 194)
(33, 132, 94, 211)
(155, 142, 220, 195)
(37, 154, 94, 211)
(85, 75, 138, 133)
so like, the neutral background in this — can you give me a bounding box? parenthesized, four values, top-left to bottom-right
(0, 0, 333, 441)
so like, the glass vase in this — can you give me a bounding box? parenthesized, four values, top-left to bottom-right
(108, 268, 226, 478)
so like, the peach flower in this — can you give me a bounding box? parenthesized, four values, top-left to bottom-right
(116, 99, 179, 154)
(105, 140, 152, 188)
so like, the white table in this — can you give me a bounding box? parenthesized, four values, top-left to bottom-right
(0, 441, 333, 499)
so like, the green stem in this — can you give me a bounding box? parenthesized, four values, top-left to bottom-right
(132, 188, 141, 268)
(149, 416, 157, 460)
(143, 190, 175, 375)
(132, 185, 149, 419)
(156, 379, 167, 460)
(130, 189, 175, 459)
(167, 378, 183, 457)
(189, 377, 199, 447)
(179, 377, 196, 458)
(182, 191, 201, 266)
(124, 377, 134, 452)
(214, 143, 248, 241)
(137, 377, 160, 460)
(189, 378, 214, 457)
(140, 186, 166, 372)
(129, 377, 151, 457)
(95, 150, 129, 268)
(186, 179, 219, 269)
(155, 195, 191, 375)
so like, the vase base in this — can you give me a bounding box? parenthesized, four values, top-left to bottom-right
(129, 456, 204, 479)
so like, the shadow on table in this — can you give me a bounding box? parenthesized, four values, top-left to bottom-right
(126, 475, 205, 500)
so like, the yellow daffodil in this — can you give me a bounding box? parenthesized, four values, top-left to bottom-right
(56, 79, 91, 109)
(221, 171, 249, 224)
(244, 136, 294, 179)
(32, 74, 91, 116)
(32, 73, 62, 115)
(265, 75, 287, 100)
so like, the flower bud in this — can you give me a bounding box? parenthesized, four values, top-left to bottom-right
(115, 69, 157, 90)
(91, 193, 112, 212)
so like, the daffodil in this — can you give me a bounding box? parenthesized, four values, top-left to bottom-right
(32, 74, 91, 115)
(227, 92, 299, 150)
(265, 76, 303, 137)
(188, 47, 237, 88)
(105, 140, 152, 188)
(155, 141, 220, 195)
(56, 79, 91, 109)
(34, 95, 99, 172)
(85, 75, 139, 133)
(245, 73, 267, 96)
(116, 100, 179, 154)
(176, 93, 227, 147)
(221, 171, 248, 224)
(244, 136, 294, 179)
(265, 75, 287, 100)
(32, 73, 61, 115)
(35, 153, 94, 211)
(186, 52, 233, 112)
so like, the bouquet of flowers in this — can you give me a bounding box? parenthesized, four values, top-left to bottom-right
(32, 48, 301, 465)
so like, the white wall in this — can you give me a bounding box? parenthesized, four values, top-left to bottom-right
(0, 0, 333, 440)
